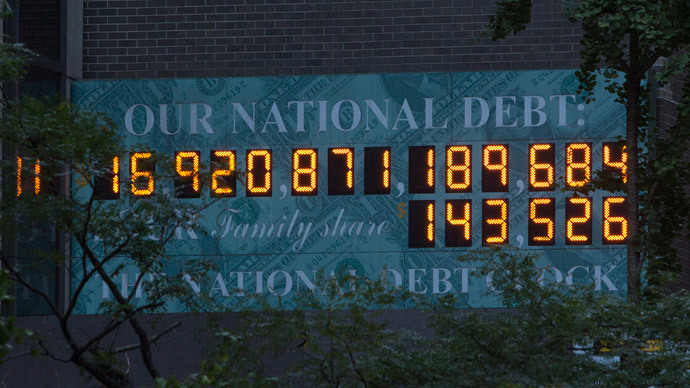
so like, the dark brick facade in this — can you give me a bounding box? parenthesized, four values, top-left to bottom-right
(18, 0, 60, 60)
(83, 0, 581, 79)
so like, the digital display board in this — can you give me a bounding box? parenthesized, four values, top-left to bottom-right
(70, 71, 627, 312)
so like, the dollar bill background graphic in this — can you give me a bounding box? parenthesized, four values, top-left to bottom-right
(65, 71, 626, 313)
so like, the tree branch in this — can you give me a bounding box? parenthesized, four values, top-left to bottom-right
(114, 321, 181, 354)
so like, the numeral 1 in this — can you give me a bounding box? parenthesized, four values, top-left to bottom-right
(364, 147, 391, 195)
(94, 156, 120, 200)
(409, 200, 435, 248)
(409, 146, 435, 194)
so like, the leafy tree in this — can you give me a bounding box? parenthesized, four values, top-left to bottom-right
(0, 7, 210, 388)
(165, 250, 690, 387)
(488, 0, 690, 302)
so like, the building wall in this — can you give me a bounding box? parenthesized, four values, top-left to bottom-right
(5, 0, 689, 387)
(18, 0, 61, 60)
(4, 2, 588, 386)
(82, 0, 581, 79)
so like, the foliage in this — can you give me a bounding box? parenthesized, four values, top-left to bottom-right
(162, 250, 690, 387)
(0, 9, 211, 388)
(0, 269, 30, 362)
(487, 0, 690, 302)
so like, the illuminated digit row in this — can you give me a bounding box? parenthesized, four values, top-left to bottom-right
(566, 143, 591, 188)
(408, 200, 434, 248)
(482, 199, 508, 245)
(603, 197, 627, 243)
(529, 144, 554, 191)
(16, 157, 41, 196)
(446, 199, 471, 247)
(247, 149, 272, 197)
(446, 145, 471, 193)
(528, 198, 555, 245)
(175, 151, 200, 198)
(409, 146, 435, 194)
(603, 142, 627, 183)
(292, 148, 318, 196)
(211, 150, 236, 197)
(364, 147, 391, 195)
(328, 148, 354, 195)
(131, 152, 154, 197)
(566, 197, 592, 244)
(482, 145, 508, 192)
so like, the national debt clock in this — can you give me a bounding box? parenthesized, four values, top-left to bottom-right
(69, 71, 627, 312)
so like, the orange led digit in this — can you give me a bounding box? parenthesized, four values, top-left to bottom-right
(603, 197, 627, 244)
(112, 156, 120, 194)
(426, 149, 434, 187)
(247, 149, 272, 197)
(529, 144, 555, 191)
(603, 142, 627, 183)
(16, 157, 22, 196)
(426, 202, 434, 242)
(446, 200, 472, 247)
(482, 144, 508, 192)
(34, 160, 41, 194)
(94, 156, 120, 200)
(175, 151, 201, 198)
(483, 199, 508, 245)
(364, 147, 391, 195)
(566, 197, 592, 245)
(566, 143, 591, 188)
(446, 145, 471, 193)
(409, 146, 435, 194)
(383, 150, 390, 189)
(130, 152, 154, 196)
(292, 148, 318, 196)
(408, 200, 435, 248)
(528, 198, 555, 245)
(328, 148, 354, 195)
(211, 150, 236, 197)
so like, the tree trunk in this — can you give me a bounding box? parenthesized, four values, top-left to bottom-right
(77, 356, 134, 388)
(626, 49, 642, 303)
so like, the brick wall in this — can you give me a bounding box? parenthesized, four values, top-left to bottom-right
(18, 0, 60, 60)
(83, 0, 582, 80)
